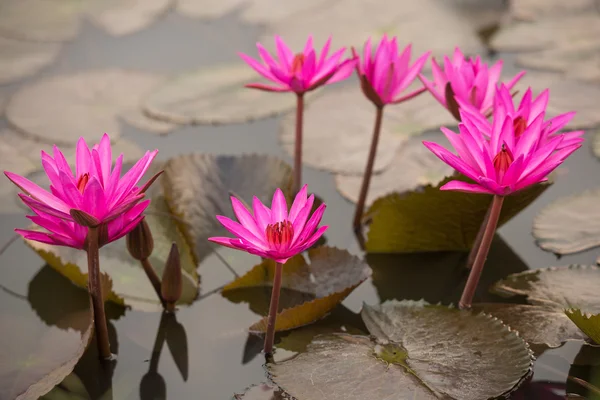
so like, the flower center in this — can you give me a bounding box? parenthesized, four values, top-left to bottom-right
(265, 220, 294, 249)
(76, 173, 90, 193)
(492, 144, 513, 180)
(291, 53, 305, 76)
(513, 116, 527, 138)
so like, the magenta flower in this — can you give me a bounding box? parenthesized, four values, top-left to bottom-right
(208, 185, 327, 263)
(423, 90, 583, 196)
(419, 47, 525, 120)
(4, 134, 159, 249)
(461, 85, 584, 151)
(352, 36, 430, 107)
(238, 35, 356, 94)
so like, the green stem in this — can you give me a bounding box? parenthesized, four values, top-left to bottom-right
(293, 93, 305, 195)
(459, 195, 504, 309)
(353, 105, 384, 231)
(264, 262, 283, 355)
(87, 226, 112, 360)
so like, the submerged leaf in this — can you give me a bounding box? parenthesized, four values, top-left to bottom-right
(6, 69, 176, 144)
(161, 153, 293, 264)
(566, 309, 600, 345)
(365, 175, 550, 253)
(534, 189, 600, 255)
(222, 246, 371, 332)
(24, 168, 199, 311)
(142, 63, 298, 125)
(0, 37, 61, 85)
(270, 300, 532, 400)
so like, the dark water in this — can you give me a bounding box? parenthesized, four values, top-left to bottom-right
(1, 8, 599, 400)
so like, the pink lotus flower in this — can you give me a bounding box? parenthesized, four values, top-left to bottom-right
(4, 134, 159, 249)
(423, 89, 583, 196)
(352, 35, 430, 107)
(238, 35, 356, 93)
(209, 185, 327, 263)
(419, 47, 525, 120)
(460, 85, 584, 151)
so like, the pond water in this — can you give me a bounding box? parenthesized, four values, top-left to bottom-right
(1, 3, 600, 400)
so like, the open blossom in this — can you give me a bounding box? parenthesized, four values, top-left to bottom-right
(238, 35, 356, 94)
(419, 47, 525, 119)
(4, 134, 159, 249)
(423, 90, 583, 196)
(460, 85, 584, 151)
(209, 185, 327, 264)
(352, 35, 430, 107)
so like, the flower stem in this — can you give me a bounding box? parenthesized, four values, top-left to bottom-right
(466, 202, 492, 269)
(292, 93, 305, 195)
(87, 226, 112, 360)
(264, 261, 283, 355)
(459, 195, 504, 309)
(141, 258, 166, 308)
(353, 105, 384, 232)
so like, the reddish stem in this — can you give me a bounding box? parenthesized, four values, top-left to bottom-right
(141, 258, 166, 308)
(293, 93, 305, 195)
(353, 105, 384, 231)
(264, 262, 283, 355)
(466, 202, 492, 269)
(459, 195, 504, 309)
(87, 226, 112, 360)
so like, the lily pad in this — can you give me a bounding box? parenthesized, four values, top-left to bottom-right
(84, 0, 172, 37)
(24, 168, 199, 311)
(222, 246, 371, 332)
(593, 129, 600, 159)
(473, 303, 586, 349)
(0, 287, 93, 400)
(142, 63, 298, 125)
(0, 0, 82, 42)
(260, 0, 484, 61)
(6, 69, 177, 144)
(239, 0, 334, 25)
(533, 189, 600, 255)
(566, 309, 600, 344)
(40, 374, 90, 400)
(161, 153, 293, 264)
(492, 265, 600, 313)
(0, 37, 61, 85)
(269, 300, 533, 400)
(279, 85, 424, 176)
(364, 175, 550, 253)
(176, 0, 247, 19)
(509, 0, 599, 21)
(334, 132, 453, 205)
(233, 383, 286, 400)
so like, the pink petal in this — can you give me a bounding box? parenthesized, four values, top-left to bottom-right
(294, 203, 326, 245)
(75, 137, 91, 179)
(97, 133, 112, 185)
(252, 196, 271, 231)
(291, 194, 315, 244)
(270, 188, 288, 223)
(294, 225, 328, 254)
(216, 215, 267, 249)
(16, 228, 82, 249)
(19, 194, 72, 220)
(245, 82, 289, 92)
(81, 177, 106, 218)
(422, 141, 481, 182)
(275, 35, 293, 71)
(440, 180, 494, 194)
(288, 184, 308, 221)
(231, 196, 263, 239)
(418, 73, 445, 106)
(239, 51, 279, 83)
(4, 171, 70, 213)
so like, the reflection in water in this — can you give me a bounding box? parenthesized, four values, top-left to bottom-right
(568, 344, 600, 399)
(367, 235, 529, 305)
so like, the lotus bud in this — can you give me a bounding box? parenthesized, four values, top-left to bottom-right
(161, 243, 182, 312)
(126, 218, 154, 261)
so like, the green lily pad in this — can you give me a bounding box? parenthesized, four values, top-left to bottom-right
(566, 309, 600, 345)
(269, 300, 533, 400)
(161, 153, 293, 264)
(365, 175, 550, 253)
(222, 246, 371, 333)
(0, 283, 93, 400)
(24, 168, 199, 311)
(533, 189, 600, 255)
(6, 69, 177, 145)
(142, 63, 298, 125)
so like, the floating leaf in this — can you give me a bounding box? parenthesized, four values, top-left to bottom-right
(176, 0, 246, 19)
(365, 175, 550, 253)
(222, 246, 371, 332)
(533, 189, 600, 255)
(593, 128, 600, 159)
(270, 300, 532, 400)
(0, 0, 82, 42)
(492, 265, 600, 313)
(239, 0, 331, 25)
(473, 304, 586, 349)
(142, 63, 298, 125)
(0, 286, 93, 400)
(509, 0, 599, 21)
(334, 132, 453, 205)
(84, 0, 172, 36)
(232, 383, 286, 400)
(566, 309, 600, 344)
(0, 37, 61, 85)
(260, 0, 484, 61)
(6, 69, 176, 144)
(161, 153, 293, 264)
(279, 85, 421, 175)
(24, 168, 199, 311)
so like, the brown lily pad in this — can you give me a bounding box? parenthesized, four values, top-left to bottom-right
(0, 37, 61, 85)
